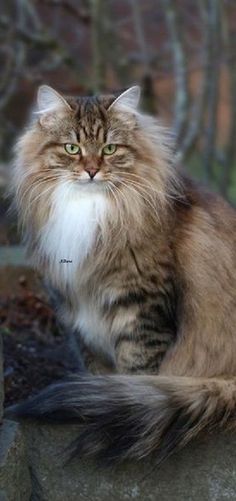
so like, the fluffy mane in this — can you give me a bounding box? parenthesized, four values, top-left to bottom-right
(10, 86, 183, 287)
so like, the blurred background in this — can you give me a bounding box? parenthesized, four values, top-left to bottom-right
(0, 0, 236, 402)
(1, 0, 236, 213)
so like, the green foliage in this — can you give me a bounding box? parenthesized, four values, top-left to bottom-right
(187, 152, 236, 205)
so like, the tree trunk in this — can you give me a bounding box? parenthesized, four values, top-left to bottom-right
(90, 0, 107, 93)
(202, 0, 221, 183)
(162, 0, 189, 145)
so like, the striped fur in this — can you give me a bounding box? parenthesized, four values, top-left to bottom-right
(7, 374, 236, 464)
(7, 86, 236, 464)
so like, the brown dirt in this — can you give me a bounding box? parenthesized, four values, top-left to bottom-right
(0, 193, 20, 245)
(0, 266, 77, 406)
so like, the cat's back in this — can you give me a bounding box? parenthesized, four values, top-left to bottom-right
(176, 174, 236, 234)
(172, 173, 236, 284)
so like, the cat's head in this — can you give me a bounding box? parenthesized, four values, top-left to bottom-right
(16, 84, 175, 187)
(31, 85, 144, 188)
(19, 85, 159, 189)
(12, 85, 179, 241)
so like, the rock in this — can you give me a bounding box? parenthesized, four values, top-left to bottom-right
(0, 420, 31, 501)
(0, 247, 29, 268)
(0, 265, 40, 297)
(0, 163, 9, 190)
(19, 421, 236, 501)
(0, 333, 3, 422)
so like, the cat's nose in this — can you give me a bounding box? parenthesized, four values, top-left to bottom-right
(84, 167, 99, 179)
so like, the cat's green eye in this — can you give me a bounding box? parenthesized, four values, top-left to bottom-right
(102, 144, 117, 155)
(64, 143, 80, 155)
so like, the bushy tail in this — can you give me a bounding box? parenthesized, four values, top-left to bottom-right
(6, 374, 236, 464)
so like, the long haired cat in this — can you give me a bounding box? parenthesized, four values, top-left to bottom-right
(7, 85, 236, 464)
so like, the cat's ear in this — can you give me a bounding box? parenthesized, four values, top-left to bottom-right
(36, 85, 71, 114)
(109, 86, 141, 112)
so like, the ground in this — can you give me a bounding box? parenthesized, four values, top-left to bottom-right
(0, 266, 77, 406)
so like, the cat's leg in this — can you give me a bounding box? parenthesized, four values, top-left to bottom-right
(115, 331, 174, 374)
(42, 280, 113, 374)
(72, 333, 115, 374)
(114, 302, 176, 374)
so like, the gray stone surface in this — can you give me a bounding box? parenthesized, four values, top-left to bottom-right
(19, 421, 236, 501)
(0, 420, 31, 501)
(0, 246, 28, 267)
(0, 333, 3, 422)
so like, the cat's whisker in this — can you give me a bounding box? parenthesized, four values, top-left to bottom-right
(109, 179, 134, 212)
(110, 179, 138, 228)
(115, 175, 155, 194)
(117, 171, 179, 203)
(113, 171, 161, 195)
(109, 181, 127, 229)
(106, 185, 123, 233)
(119, 179, 159, 202)
(20, 177, 58, 208)
(26, 183, 57, 212)
(109, 176, 160, 224)
(125, 185, 160, 220)
(17, 174, 66, 229)
(20, 184, 55, 228)
(119, 170, 181, 200)
(18, 173, 62, 204)
(111, 176, 161, 220)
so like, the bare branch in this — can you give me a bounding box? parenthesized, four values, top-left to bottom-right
(175, 0, 209, 164)
(161, 0, 189, 144)
(36, 0, 90, 25)
(89, 0, 107, 92)
(202, 0, 222, 182)
(0, 15, 80, 76)
(129, 0, 149, 72)
(220, 10, 236, 196)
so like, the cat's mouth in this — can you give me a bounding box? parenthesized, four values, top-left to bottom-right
(78, 178, 106, 184)
(74, 178, 108, 191)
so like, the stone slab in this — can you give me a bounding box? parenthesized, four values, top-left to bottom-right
(0, 333, 3, 422)
(19, 421, 236, 501)
(0, 420, 31, 501)
(0, 247, 28, 268)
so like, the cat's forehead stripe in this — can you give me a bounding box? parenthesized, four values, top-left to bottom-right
(75, 96, 106, 118)
(75, 98, 107, 143)
(76, 121, 106, 143)
(69, 94, 122, 145)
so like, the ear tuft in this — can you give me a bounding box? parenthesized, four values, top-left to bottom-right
(36, 85, 71, 114)
(109, 86, 141, 112)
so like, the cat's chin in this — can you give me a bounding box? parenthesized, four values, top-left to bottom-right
(75, 179, 108, 193)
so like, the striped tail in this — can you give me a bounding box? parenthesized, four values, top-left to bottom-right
(5, 374, 236, 464)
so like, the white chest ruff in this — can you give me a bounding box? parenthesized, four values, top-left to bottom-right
(74, 301, 114, 358)
(39, 182, 109, 283)
(71, 296, 138, 360)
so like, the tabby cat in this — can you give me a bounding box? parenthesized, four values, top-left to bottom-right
(7, 85, 236, 464)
